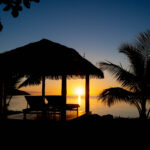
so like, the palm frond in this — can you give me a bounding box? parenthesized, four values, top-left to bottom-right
(119, 43, 144, 77)
(18, 75, 41, 88)
(98, 87, 135, 107)
(4, 73, 24, 96)
(136, 30, 150, 51)
(99, 61, 137, 90)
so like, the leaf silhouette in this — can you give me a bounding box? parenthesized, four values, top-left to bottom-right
(23, 0, 31, 8)
(16, 5, 22, 11)
(11, 9, 19, 18)
(3, 5, 11, 11)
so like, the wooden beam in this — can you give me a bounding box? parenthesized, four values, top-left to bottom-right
(85, 74, 90, 113)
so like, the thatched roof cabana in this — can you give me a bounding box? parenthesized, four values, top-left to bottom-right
(0, 39, 104, 117)
(0, 39, 103, 77)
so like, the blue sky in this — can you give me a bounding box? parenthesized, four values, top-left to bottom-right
(1, 0, 150, 95)
(1, 0, 150, 65)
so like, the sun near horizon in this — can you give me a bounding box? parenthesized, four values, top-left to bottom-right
(74, 87, 84, 97)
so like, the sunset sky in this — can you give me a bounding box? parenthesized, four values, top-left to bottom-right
(1, 0, 150, 96)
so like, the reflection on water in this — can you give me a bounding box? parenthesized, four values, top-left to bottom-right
(7, 96, 148, 118)
(78, 95, 81, 106)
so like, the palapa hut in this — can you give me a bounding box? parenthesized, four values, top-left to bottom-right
(0, 39, 104, 118)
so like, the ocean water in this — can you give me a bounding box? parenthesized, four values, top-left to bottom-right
(7, 96, 143, 118)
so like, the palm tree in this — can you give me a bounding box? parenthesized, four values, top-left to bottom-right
(3, 73, 29, 112)
(99, 30, 150, 119)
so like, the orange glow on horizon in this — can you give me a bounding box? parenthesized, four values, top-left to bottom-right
(21, 79, 112, 96)
(20, 74, 121, 96)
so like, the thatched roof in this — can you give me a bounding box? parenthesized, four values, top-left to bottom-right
(0, 39, 104, 79)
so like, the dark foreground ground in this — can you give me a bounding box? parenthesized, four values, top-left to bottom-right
(1, 114, 150, 146)
(1, 114, 150, 130)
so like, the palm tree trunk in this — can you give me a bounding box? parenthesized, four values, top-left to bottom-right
(140, 99, 147, 120)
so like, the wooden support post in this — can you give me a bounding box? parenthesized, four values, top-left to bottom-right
(42, 76, 45, 99)
(42, 75, 47, 118)
(61, 75, 67, 121)
(85, 74, 90, 114)
(61, 75, 67, 104)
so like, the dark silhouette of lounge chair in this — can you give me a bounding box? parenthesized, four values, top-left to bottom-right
(23, 95, 80, 120)
(46, 96, 80, 116)
(23, 96, 49, 120)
